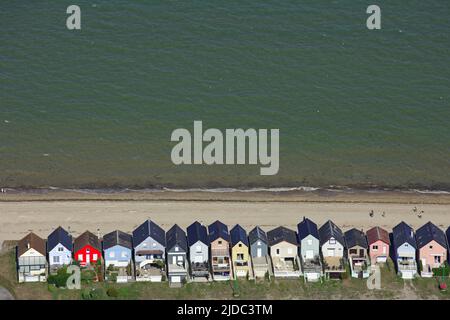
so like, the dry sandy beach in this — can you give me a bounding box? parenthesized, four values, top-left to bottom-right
(1, 189, 450, 243)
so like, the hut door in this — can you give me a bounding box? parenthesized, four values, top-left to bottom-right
(328, 248, 335, 257)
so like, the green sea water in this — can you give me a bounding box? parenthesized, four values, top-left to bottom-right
(0, 1, 449, 190)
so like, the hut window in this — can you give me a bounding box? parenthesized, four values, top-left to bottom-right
(218, 240, 222, 245)
(93, 254, 98, 260)
(53, 256, 60, 263)
(307, 239, 312, 245)
(429, 245, 433, 249)
(109, 252, 115, 258)
(196, 245, 202, 253)
(58, 247, 64, 252)
(372, 245, 378, 251)
(257, 241, 261, 246)
(239, 243, 242, 247)
(175, 247, 179, 252)
(349, 249, 357, 255)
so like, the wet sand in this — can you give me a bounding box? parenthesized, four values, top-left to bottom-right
(1, 187, 450, 203)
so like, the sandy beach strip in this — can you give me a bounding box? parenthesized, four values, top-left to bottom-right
(0, 199, 449, 243)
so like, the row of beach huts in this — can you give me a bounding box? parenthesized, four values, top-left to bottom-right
(15, 218, 450, 286)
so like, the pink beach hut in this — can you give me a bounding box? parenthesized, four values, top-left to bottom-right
(366, 226, 390, 264)
(416, 222, 448, 277)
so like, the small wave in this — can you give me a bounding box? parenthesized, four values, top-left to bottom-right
(411, 189, 450, 195)
(162, 186, 321, 193)
(47, 187, 136, 194)
(2, 185, 450, 196)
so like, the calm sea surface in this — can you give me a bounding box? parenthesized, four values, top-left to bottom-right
(0, 1, 449, 190)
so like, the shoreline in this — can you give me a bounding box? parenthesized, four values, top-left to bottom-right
(1, 187, 449, 243)
(1, 187, 450, 204)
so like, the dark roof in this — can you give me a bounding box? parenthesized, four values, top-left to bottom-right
(47, 226, 72, 252)
(366, 226, 390, 245)
(166, 224, 188, 252)
(344, 228, 368, 249)
(392, 222, 416, 249)
(249, 226, 267, 245)
(318, 220, 345, 246)
(416, 222, 448, 249)
(132, 220, 166, 248)
(297, 217, 319, 241)
(267, 226, 298, 246)
(187, 221, 209, 246)
(208, 220, 229, 243)
(17, 232, 46, 256)
(74, 231, 101, 252)
(230, 224, 249, 247)
(446, 227, 450, 248)
(102, 230, 132, 250)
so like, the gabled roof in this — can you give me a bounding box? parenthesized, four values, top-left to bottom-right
(166, 224, 188, 252)
(17, 232, 46, 257)
(47, 226, 72, 252)
(416, 222, 447, 249)
(446, 227, 450, 248)
(132, 220, 166, 248)
(366, 226, 390, 246)
(297, 217, 319, 241)
(73, 231, 101, 252)
(318, 220, 345, 246)
(102, 230, 132, 250)
(392, 222, 416, 249)
(267, 226, 298, 246)
(230, 224, 249, 247)
(249, 226, 267, 245)
(208, 220, 229, 243)
(187, 221, 209, 246)
(344, 228, 368, 249)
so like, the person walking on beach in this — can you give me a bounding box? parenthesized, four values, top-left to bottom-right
(418, 210, 424, 219)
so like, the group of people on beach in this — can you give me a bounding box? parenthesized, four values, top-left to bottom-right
(369, 206, 424, 219)
(413, 206, 424, 218)
(369, 209, 386, 218)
